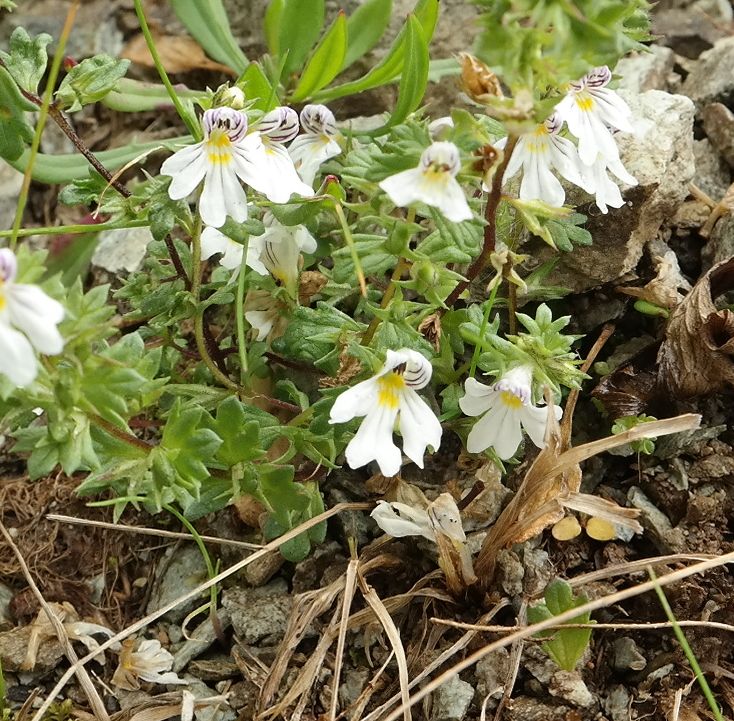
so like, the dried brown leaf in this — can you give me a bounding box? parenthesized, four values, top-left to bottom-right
(617, 251, 691, 309)
(657, 256, 734, 397)
(122, 33, 235, 75)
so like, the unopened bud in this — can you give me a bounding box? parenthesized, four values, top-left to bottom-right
(221, 85, 246, 109)
(63, 56, 78, 71)
(459, 53, 503, 104)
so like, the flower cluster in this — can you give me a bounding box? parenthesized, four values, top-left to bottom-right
(162, 103, 341, 227)
(506, 66, 637, 213)
(329, 351, 562, 477)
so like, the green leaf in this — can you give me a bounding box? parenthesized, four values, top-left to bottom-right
(278, 0, 325, 79)
(55, 55, 130, 113)
(170, 0, 248, 74)
(291, 11, 347, 102)
(0, 27, 52, 94)
(314, 0, 438, 102)
(383, 14, 429, 128)
(264, 0, 285, 55)
(0, 66, 35, 162)
(343, 0, 392, 70)
(211, 396, 275, 466)
(240, 62, 276, 111)
(527, 579, 594, 672)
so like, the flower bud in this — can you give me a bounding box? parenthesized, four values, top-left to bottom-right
(459, 53, 503, 104)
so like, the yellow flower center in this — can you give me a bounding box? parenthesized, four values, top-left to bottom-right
(575, 92, 595, 112)
(206, 129, 233, 165)
(499, 390, 523, 409)
(527, 126, 550, 154)
(377, 372, 406, 409)
(0, 285, 6, 311)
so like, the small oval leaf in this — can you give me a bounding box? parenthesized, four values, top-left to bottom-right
(343, 0, 392, 70)
(278, 0, 325, 79)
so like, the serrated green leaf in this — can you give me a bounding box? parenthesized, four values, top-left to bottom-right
(170, 0, 248, 74)
(343, 0, 392, 70)
(0, 27, 52, 93)
(0, 66, 35, 162)
(211, 395, 273, 466)
(291, 11, 347, 102)
(278, 0, 325, 79)
(55, 55, 130, 113)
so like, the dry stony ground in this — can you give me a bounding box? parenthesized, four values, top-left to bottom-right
(2, 1, 734, 720)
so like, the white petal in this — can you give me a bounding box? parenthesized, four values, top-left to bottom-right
(458, 377, 495, 417)
(345, 402, 402, 476)
(370, 501, 433, 540)
(199, 165, 227, 228)
(329, 377, 379, 423)
(288, 135, 340, 187)
(490, 407, 524, 459)
(294, 225, 317, 254)
(0, 319, 38, 386)
(200, 227, 234, 260)
(398, 389, 442, 468)
(429, 493, 466, 542)
(162, 145, 207, 200)
(245, 310, 274, 340)
(221, 166, 249, 223)
(502, 136, 525, 181)
(7, 285, 64, 354)
(520, 403, 562, 449)
(254, 142, 315, 202)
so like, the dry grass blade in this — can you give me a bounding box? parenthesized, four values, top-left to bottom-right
(47, 513, 264, 549)
(475, 412, 700, 581)
(0, 519, 110, 721)
(383, 549, 734, 721)
(493, 601, 526, 721)
(432, 618, 734, 634)
(30, 502, 370, 721)
(331, 558, 359, 721)
(357, 568, 412, 721)
(361, 599, 511, 721)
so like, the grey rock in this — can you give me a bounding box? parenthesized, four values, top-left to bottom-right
(523, 644, 557, 685)
(693, 138, 731, 198)
(173, 609, 233, 672)
(0, 164, 24, 231)
(430, 675, 475, 721)
(615, 47, 677, 94)
(628, 486, 672, 533)
(653, 0, 732, 58)
(522, 547, 553, 598)
(612, 637, 647, 671)
(548, 670, 596, 708)
(495, 549, 524, 598)
(147, 545, 210, 623)
(505, 697, 571, 721)
(681, 36, 734, 106)
(474, 648, 510, 700)
(702, 102, 734, 167)
(0, 583, 14, 624)
(221, 579, 292, 645)
(550, 91, 695, 293)
(92, 226, 154, 273)
(339, 667, 370, 708)
(604, 685, 632, 721)
(0, 625, 63, 672)
(182, 677, 236, 721)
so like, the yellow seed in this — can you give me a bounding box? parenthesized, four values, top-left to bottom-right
(552, 515, 582, 541)
(585, 517, 617, 541)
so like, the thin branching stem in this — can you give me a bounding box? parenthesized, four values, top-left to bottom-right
(8, 1, 81, 252)
(236, 235, 251, 380)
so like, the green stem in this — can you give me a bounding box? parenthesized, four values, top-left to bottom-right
(649, 568, 724, 721)
(334, 203, 366, 297)
(133, 0, 202, 141)
(9, 0, 80, 252)
(164, 504, 223, 642)
(0, 220, 148, 239)
(361, 255, 410, 347)
(236, 235, 250, 380)
(469, 282, 499, 378)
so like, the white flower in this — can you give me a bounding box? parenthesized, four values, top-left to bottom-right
(371, 493, 465, 543)
(554, 66, 633, 166)
(329, 349, 443, 477)
(581, 152, 638, 214)
(200, 226, 260, 271)
(254, 106, 315, 202)
(161, 107, 308, 229)
(459, 365, 562, 460)
(428, 116, 454, 140)
(112, 638, 187, 690)
(244, 289, 288, 342)
(0, 249, 64, 388)
(379, 142, 472, 223)
(288, 104, 341, 188)
(500, 114, 592, 207)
